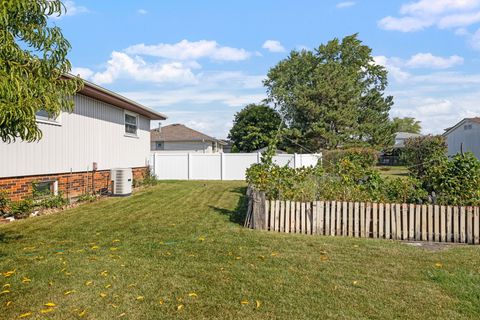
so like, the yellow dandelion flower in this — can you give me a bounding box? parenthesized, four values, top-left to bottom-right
(198, 236, 205, 241)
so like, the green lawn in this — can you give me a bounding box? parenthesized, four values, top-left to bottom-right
(376, 165, 409, 179)
(1, 181, 479, 319)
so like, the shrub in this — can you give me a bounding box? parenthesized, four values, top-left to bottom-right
(9, 198, 35, 219)
(77, 193, 97, 203)
(39, 194, 69, 209)
(383, 177, 428, 204)
(323, 147, 379, 172)
(403, 135, 447, 181)
(428, 153, 480, 206)
(0, 190, 11, 216)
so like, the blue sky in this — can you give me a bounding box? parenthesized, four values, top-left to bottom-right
(54, 0, 480, 138)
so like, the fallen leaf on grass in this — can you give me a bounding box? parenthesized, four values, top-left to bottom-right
(159, 299, 164, 305)
(99, 293, 107, 298)
(352, 281, 358, 286)
(17, 312, 32, 318)
(100, 271, 108, 277)
(40, 308, 54, 314)
(177, 304, 184, 311)
(136, 296, 144, 301)
(6, 301, 12, 306)
(105, 284, 112, 289)
(240, 300, 249, 305)
(198, 236, 205, 242)
(271, 252, 279, 256)
(3, 283, 10, 288)
(2, 270, 15, 277)
(91, 246, 99, 250)
(118, 313, 126, 318)
(256, 300, 261, 309)
(112, 239, 121, 243)
(110, 247, 118, 251)
(78, 309, 86, 317)
(188, 292, 197, 298)
(64, 290, 76, 295)
(85, 281, 93, 286)
(44, 302, 56, 307)
(1, 290, 10, 295)
(320, 255, 329, 261)
(435, 262, 443, 269)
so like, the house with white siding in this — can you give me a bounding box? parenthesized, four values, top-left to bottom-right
(151, 124, 226, 153)
(0, 79, 166, 201)
(443, 117, 480, 159)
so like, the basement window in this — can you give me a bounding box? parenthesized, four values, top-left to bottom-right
(125, 112, 138, 136)
(32, 180, 58, 198)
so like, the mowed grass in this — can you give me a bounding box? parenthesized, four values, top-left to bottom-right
(376, 165, 409, 179)
(1, 181, 480, 319)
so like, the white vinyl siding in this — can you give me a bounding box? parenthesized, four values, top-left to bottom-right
(0, 94, 151, 178)
(446, 120, 480, 159)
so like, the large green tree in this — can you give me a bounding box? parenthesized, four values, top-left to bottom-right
(228, 104, 283, 152)
(264, 34, 395, 152)
(392, 117, 421, 134)
(0, 0, 82, 143)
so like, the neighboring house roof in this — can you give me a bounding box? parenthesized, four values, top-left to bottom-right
(66, 74, 167, 120)
(393, 131, 423, 148)
(443, 117, 480, 136)
(151, 124, 227, 144)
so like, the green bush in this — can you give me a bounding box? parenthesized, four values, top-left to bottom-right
(0, 190, 11, 216)
(403, 135, 447, 182)
(428, 153, 480, 206)
(39, 194, 69, 209)
(9, 198, 35, 219)
(323, 147, 379, 172)
(383, 177, 428, 204)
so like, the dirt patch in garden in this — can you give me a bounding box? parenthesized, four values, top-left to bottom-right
(403, 241, 468, 251)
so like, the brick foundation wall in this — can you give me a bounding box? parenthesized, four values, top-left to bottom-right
(0, 167, 149, 201)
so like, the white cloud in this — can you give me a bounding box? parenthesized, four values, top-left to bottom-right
(378, 0, 480, 32)
(71, 67, 94, 79)
(374, 56, 411, 82)
(405, 53, 464, 69)
(262, 40, 286, 53)
(336, 1, 356, 9)
(137, 9, 148, 15)
(63, 0, 88, 17)
(89, 51, 197, 85)
(125, 40, 251, 61)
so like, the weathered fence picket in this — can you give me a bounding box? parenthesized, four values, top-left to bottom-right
(250, 194, 480, 244)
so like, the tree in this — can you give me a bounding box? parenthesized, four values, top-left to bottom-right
(228, 104, 283, 152)
(0, 0, 83, 143)
(264, 34, 395, 152)
(392, 117, 421, 134)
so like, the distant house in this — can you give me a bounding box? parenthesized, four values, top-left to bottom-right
(379, 131, 423, 165)
(220, 139, 233, 153)
(151, 124, 226, 153)
(0, 79, 167, 201)
(443, 117, 480, 159)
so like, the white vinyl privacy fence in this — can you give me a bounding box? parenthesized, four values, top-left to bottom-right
(150, 152, 321, 180)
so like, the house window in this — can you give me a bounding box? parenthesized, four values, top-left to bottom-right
(32, 180, 58, 198)
(464, 124, 472, 130)
(36, 109, 61, 124)
(125, 112, 138, 136)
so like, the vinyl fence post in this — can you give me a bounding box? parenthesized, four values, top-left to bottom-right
(220, 153, 225, 180)
(187, 153, 192, 180)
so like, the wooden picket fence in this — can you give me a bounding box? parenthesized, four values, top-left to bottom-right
(245, 190, 480, 244)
